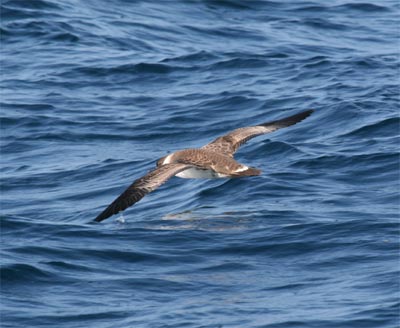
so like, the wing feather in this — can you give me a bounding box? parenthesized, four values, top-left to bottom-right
(94, 163, 191, 222)
(202, 110, 313, 156)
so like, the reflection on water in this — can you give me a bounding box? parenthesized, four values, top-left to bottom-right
(158, 208, 253, 231)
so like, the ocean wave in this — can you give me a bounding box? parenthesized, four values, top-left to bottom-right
(2, 0, 399, 327)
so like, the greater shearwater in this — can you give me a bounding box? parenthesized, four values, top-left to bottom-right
(94, 109, 313, 222)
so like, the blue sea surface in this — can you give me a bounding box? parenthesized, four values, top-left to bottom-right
(1, 0, 399, 327)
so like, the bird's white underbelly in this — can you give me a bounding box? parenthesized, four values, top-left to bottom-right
(176, 167, 228, 179)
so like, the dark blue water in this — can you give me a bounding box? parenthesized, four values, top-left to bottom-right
(1, 0, 399, 327)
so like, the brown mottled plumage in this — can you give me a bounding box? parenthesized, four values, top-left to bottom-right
(202, 110, 314, 156)
(94, 163, 191, 223)
(94, 109, 313, 222)
(158, 149, 255, 175)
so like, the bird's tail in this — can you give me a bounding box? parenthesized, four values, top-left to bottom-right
(232, 167, 261, 177)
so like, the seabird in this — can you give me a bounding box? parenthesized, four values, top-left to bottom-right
(94, 109, 313, 222)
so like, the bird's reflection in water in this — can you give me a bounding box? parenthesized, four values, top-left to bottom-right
(154, 208, 255, 232)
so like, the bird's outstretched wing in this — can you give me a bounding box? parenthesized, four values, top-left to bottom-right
(94, 163, 191, 222)
(201, 110, 313, 156)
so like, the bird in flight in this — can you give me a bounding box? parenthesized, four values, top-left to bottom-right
(94, 109, 313, 222)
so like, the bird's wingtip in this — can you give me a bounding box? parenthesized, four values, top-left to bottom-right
(93, 211, 110, 223)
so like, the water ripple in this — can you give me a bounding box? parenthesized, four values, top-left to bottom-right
(1, 0, 399, 327)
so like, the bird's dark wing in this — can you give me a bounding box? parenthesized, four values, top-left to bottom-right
(94, 163, 191, 222)
(201, 110, 313, 156)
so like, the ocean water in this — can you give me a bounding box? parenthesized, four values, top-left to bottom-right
(1, 0, 399, 327)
